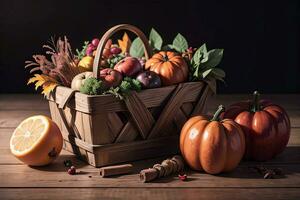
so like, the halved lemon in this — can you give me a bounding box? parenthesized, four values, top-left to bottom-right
(10, 115, 63, 166)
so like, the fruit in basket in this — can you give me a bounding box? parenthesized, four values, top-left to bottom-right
(78, 56, 94, 72)
(99, 68, 123, 88)
(180, 105, 245, 174)
(92, 38, 100, 47)
(71, 71, 94, 91)
(222, 91, 290, 161)
(136, 71, 161, 89)
(114, 57, 142, 77)
(10, 115, 63, 166)
(103, 39, 113, 59)
(110, 47, 122, 55)
(145, 51, 188, 86)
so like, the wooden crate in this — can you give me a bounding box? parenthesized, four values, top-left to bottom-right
(47, 24, 213, 167)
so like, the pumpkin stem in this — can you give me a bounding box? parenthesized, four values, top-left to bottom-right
(163, 55, 169, 62)
(211, 105, 225, 121)
(251, 91, 261, 112)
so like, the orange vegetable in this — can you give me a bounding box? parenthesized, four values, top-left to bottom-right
(180, 105, 245, 174)
(145, 51, 188, 86)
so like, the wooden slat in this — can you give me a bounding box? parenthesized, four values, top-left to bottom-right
(0, 188, 299, 200)
(148, 83, 203, 139)
(47, 82, 204, 114)
(115, 120, 139, 143)
(124, 91, 155, 139)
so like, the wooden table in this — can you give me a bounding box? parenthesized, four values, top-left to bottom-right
(0, 94, 299, 200)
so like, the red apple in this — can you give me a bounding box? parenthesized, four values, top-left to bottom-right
(114, 57, 142, 77)
(99, 68, 122, 88)
(136, 71, 161, 89)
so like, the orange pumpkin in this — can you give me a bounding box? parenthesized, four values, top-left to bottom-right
(145, 51, 188, 86)
(180, 105, 245, 174)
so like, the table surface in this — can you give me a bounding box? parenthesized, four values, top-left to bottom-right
(0, 94, 299, 200)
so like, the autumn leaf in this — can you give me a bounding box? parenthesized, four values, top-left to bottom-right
(118, 33, 131, 54)
(28, 74, 59, 96)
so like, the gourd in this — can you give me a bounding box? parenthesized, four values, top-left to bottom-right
(180, 105, 245, 174)
(223, 91, 290, 161)
(145, 51, 188, 86)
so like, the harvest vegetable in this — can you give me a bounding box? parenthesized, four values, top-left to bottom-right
(223, 91, 291, 161)
(180, 105, 245, 174)
(79, 77, 103, 95)
(145, 51, 189, 86)
(71, 71, 93, 91)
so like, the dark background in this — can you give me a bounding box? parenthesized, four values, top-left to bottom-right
(0, 0, 299, 94)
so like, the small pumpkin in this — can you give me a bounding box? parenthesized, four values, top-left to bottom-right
(180, 105, 245, 174)
(71, 72, 93, 91)
(222, 91, 290, 161)
(145, 51, 188, 86)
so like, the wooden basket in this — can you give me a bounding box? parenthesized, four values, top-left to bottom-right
(47, 24, 213, 167)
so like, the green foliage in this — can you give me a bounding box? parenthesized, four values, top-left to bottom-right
(76, 41, 89, 60)
(130, 37, 144, 58)
(120, 77, 142, 93)
(79, 78, 103, 95)
(172, 33, 188, 53)
(79, 76, 142, 99)
(107, 54, 125, 68)
(130, 27, 164, 57)
(103, 87, 124, 100)
(189, 44, 225, 82)
(149, 28, 163, 50)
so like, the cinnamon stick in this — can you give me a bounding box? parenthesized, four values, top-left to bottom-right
(99, 164, 133, 177)
(139, 155, 185, 183)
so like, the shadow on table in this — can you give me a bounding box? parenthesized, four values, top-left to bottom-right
(29, 154, 88, 172)
(218, 146, 300, 179)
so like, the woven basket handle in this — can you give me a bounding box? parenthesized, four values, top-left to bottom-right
(93, 24, 153, 78)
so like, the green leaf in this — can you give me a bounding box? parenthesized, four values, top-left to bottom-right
(129, 37, 144, 58)
(201, 49, 224, 68)
(202, 69, 213, 78)
(149, 28, 163, 50)
(192, 43, 207, 66)
(212, 68, 226, 78)
(172, 33, 188, 53)
(131, 79, 142, 91)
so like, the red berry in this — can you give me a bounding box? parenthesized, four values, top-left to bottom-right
(110, 47, 122, 55)
(86, 46, 94, 56)
(178, 173, 187, 181)
(67, 166, 76, 175)
(92, 38, 99, 47)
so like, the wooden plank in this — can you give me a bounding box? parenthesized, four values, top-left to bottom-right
(0, 94, 48, 110)
(0, 163, 299, 188)
(0, 110, 50, 128)
(0, 188, 299, 200)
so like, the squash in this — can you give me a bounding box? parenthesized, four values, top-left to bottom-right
(145, 51, 188, 86)
(222, 91, 290, 161)
(71, 72, 93, 91)
(180, 105, 245, 174)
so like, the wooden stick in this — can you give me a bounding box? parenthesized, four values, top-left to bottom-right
(139, 155, 185, 183)
(99, 164, 133, 177)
